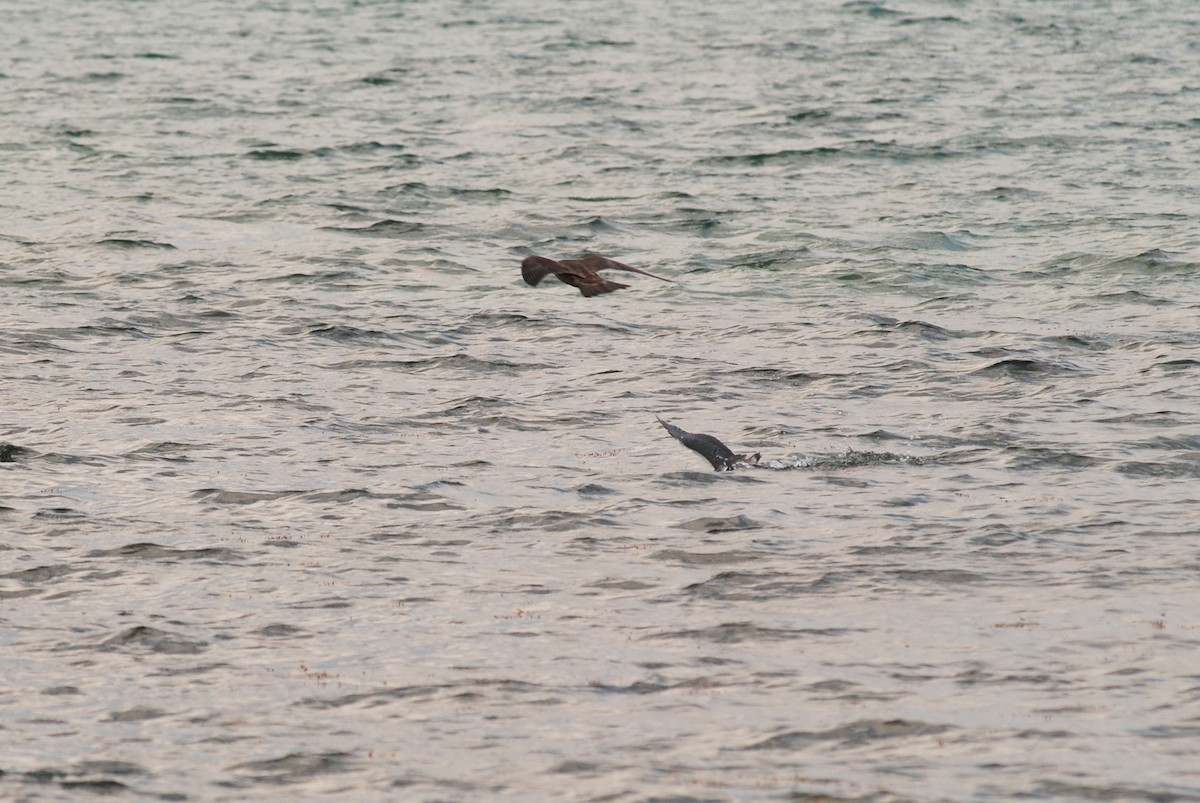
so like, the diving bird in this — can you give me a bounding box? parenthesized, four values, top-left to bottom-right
(657, 417, 761, 471)
(521, 255, 671, 297)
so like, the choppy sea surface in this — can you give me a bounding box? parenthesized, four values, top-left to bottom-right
(3, 0, 1200, 800)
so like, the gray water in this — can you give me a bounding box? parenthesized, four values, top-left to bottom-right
(3, 0, 1200, 800)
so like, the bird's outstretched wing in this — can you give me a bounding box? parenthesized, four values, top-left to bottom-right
(564, 256, 672, 283)
(656, 416, 760, 471)
(521, 256, 562, 287)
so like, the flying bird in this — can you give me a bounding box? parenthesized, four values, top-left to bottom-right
(521, 255, 671, 297)
(657, 417, 761, 471)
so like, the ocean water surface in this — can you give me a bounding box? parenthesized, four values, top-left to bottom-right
(3, 0, 1200, 799)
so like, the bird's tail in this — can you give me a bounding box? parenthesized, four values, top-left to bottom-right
(580, 279, 629, 297)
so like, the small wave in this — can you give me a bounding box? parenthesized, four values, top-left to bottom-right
(97, 238, 176, 250)
(673, 514, 762, 533)
(1005, 447, 1099, 470)
(192, 489, 305, 505)
(88, 543, 241, 561)
(684, 570, 841, 600)
(320, 219, 425, 237)
(747, 718, 950, 749)
(648, 621, 854, 643)
(305, 323, 395, 342)
(227, 752, 353, 783)
(98, 626, 207, 655)
(244, 148, 306, 161)
(971, 356, 1082, 379)
(1147, 358, 1200, 373)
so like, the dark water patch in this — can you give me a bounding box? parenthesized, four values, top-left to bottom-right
(1107, 248, 1194, 273)
(1147, 358, 1200, 373)
(305, 323, 395, 342)
(700, 146, 843, 168)
(121, 441, 196, 462)
(98, 626, 207, 655)
(245, 148, 306, 161)
(384, 490, 465, 513)
(96, 237, 177, 250)
(320, 219, 425, 237)
(87, 543, 241, 561)
(1086, 289, 1169, 306)
(1095, 410, 1189, 427)
(747, 718, 950, 749)
(147, 662, 231, 678)
(892, 231, 983, 252)
(1034, 781, 1198, 802)
(787, 108, 832, 122)
(651, 549, 760, 565)
(549, 760, 604, 775)
(588, 578, 656, 591)
(586, 679, 709, 695)
(703, 139, 972, 169)
(575, 483, 618, 497)
(338, 140, 414, 156)
(968, 525, 1035, 547)
(388, 181, 510, 200)
(307, 679, 542, 710)
(1117, 461, 1200, 480)
(684, 570, 845, 600)
(58, 779, 130, 793)
(1042, 333, 1112, 351)
(383, 353, 553, 375)
(1138, 434, 1200, 451)
(106, 706, 167, 722)
(249, 269, 368, 287)
(647, 622, 854, 643)
(971, 356, 1079, 379)
(1005, 447, 1100, 471)
(227, 751, 353, 784)
(673, 515, 762, 533)
(859, 315, 977, 342)
(41, 685, 82, 695)
(360, 68, 410, 85)
(1036, 249, 1196, 277)
(193, 489, 306, 505)
(724, 366, 834, 387)
(410, 395, 538, 428)
(304, 684, 446, 709)
(286, 593, 354, 609)
(899, 14, 964, 25)
(48, 322, 152, 341)
(483, 510, 621, 533)
(0, 442, 23, 462)
(730, 247, 814, 271)
(300, 488, 374, 504)
(32, 507, 86, 522)
(0, 588, 42, 599)
(887, 319, 959, 340)
(890, 569, 988, 584)
(251, 623, 310, 638)
(3, 564, 78, 584)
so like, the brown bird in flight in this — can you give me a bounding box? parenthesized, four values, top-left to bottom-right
(521, 255, 672, 297)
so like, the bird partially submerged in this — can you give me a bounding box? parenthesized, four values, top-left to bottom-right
(521, 255, 671, 297)
(657, 417, 761, 471)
